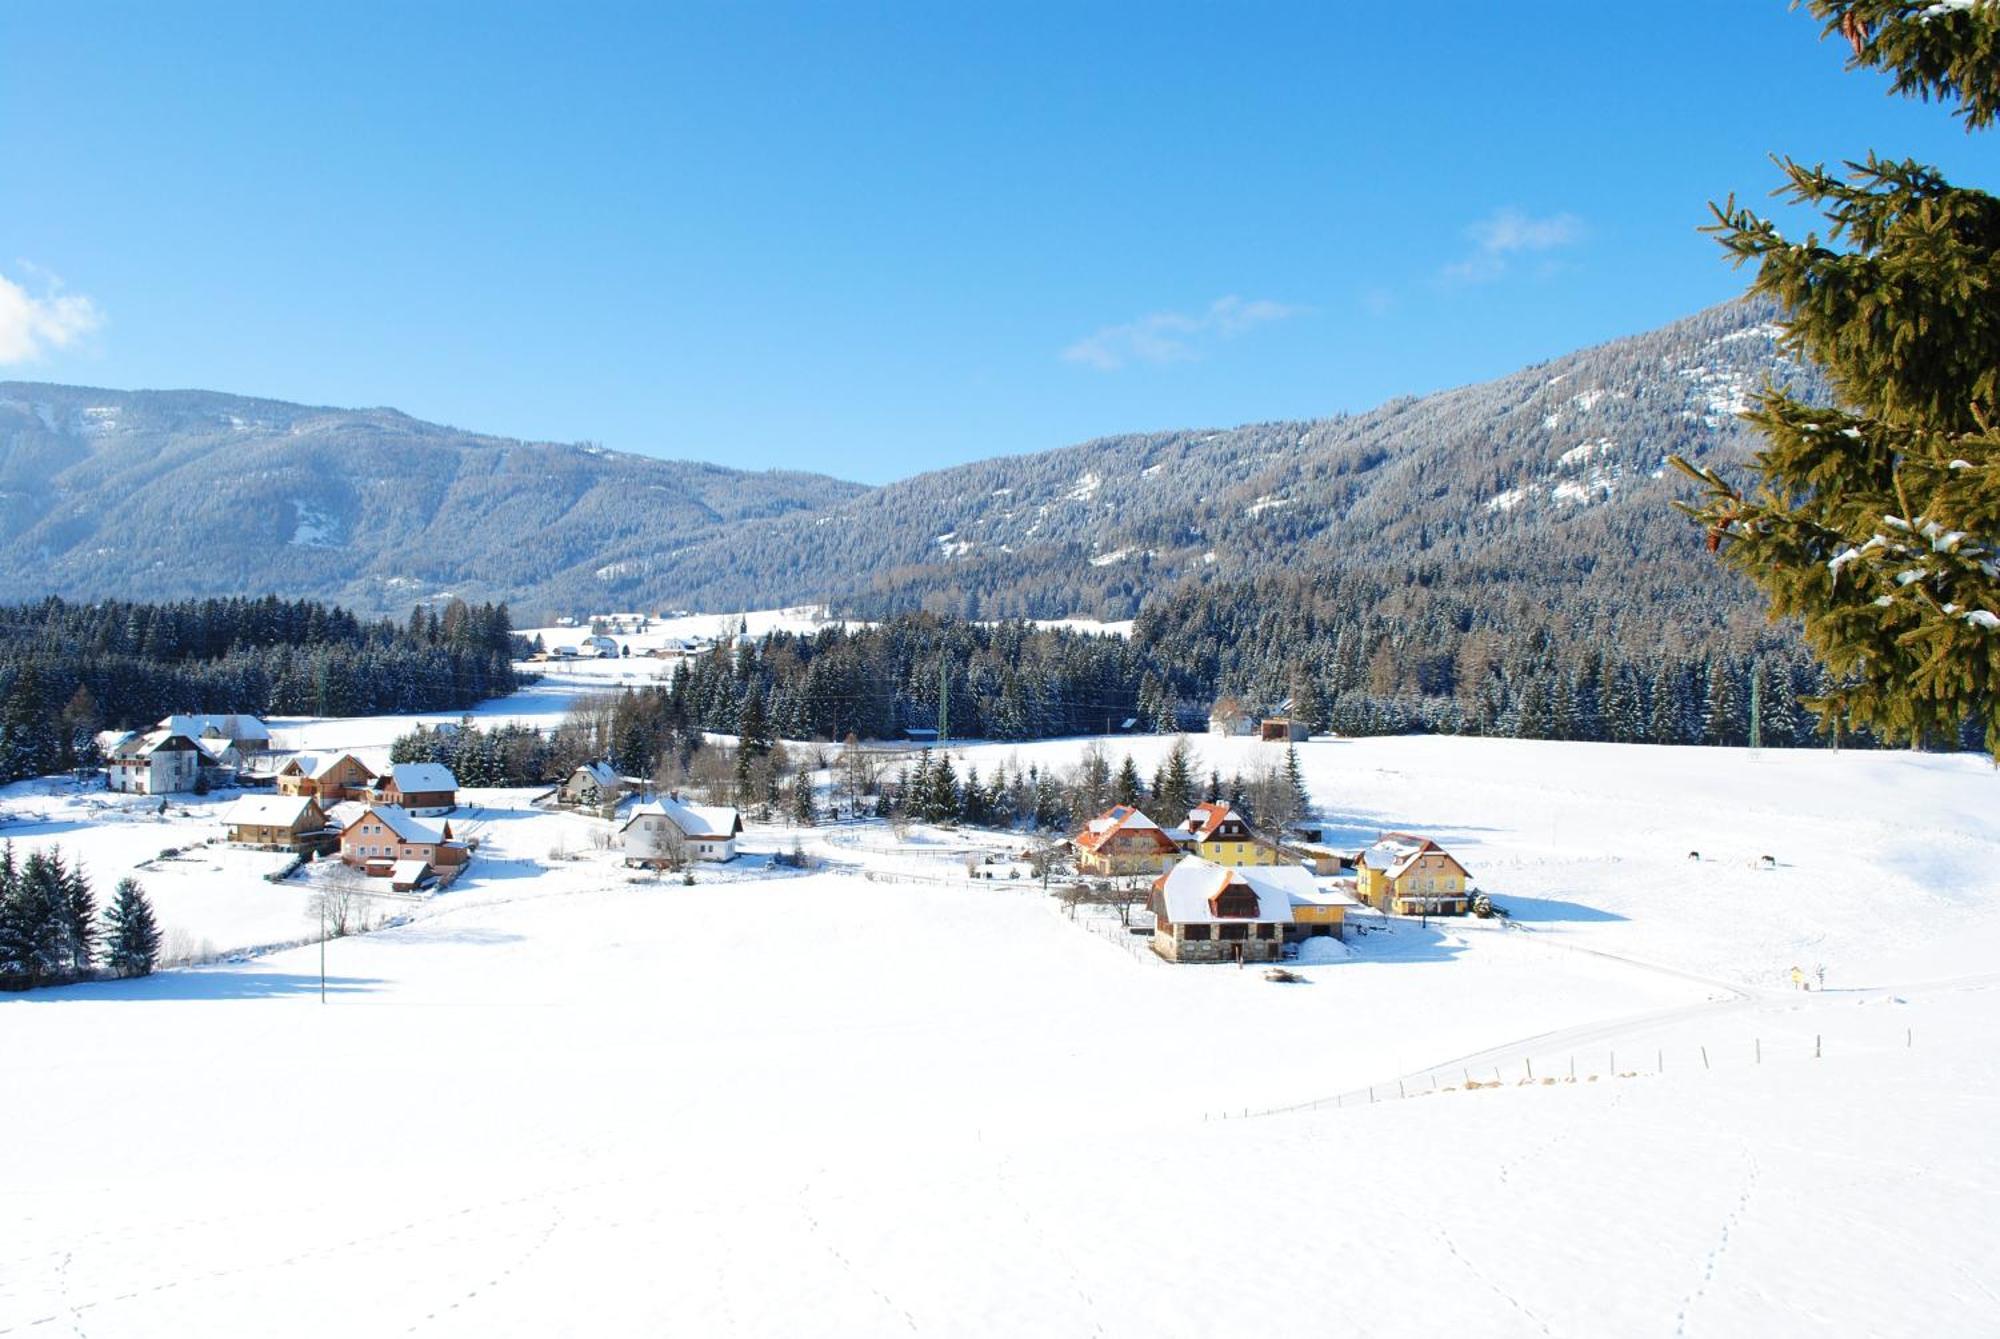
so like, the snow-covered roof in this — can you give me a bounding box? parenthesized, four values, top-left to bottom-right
(1359, 832, 1464, 881)
(323, 800, 369, 831)
(571, 762, 620, 788)
(349, 805, 447, 844)
(221, 794, 319, 828)
(386, 763, 457, 794)
(159, 713, 271, 742)
(1075, 804, 1177, 853)
(1278, 869, 1362, 910)
(193, 737, 237, 763)
(279, 751, 370, 781)
(1175, 801, 1246, 842)
(620, 797, 741, 840)
(119, 730, 200, 757)
(1154, 859, 1295, 925)
(389, 859, 432, 885)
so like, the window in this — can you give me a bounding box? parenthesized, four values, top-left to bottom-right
(1219, 923, 1248, 941)
(1184, 924, 1211, 941)
(1256, 924, 1275, 940)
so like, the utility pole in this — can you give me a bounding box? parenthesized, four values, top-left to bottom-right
(319, 899, 326, 1005)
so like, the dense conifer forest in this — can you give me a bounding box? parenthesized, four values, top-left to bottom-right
(0, 595, 520, 784)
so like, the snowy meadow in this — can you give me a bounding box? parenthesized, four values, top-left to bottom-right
(2, 687, 1997, 1336)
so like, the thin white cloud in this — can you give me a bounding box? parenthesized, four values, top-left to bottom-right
(1441, 208, 1585, 285)
(1063, 295, 1302, 371)
(0, 268, 102, 364)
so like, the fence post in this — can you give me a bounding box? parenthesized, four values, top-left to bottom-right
(1526, 1057, 1533, 1081)
(1755, 1037, 1761, 1064)
(1701, 1045, 1709, 1070)
(1657, 1049, 1663, 1074)
(1815, 1034, 1822, 1059)
(1399, 1079, 1406, 1099)
(1907, 1028, 1912, 1049)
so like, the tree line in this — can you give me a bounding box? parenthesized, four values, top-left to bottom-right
(0, 595, 523, 784)
(0, 846, 159, 990)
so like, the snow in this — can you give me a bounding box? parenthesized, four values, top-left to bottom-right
(1486, 485, 1526, 513)
(1061, 471, 1102, 503)
(1557, 436, 1613, 468)
(3, 710, 2000, 1335)
(1088, 546, 1130, 567)
(287, 499, 341, 548)
(1244, 493, 1292, 517)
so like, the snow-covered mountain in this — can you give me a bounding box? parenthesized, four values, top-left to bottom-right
(0, 299, 1816, 619)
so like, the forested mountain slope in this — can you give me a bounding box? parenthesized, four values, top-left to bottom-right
(0, 385, 864, 615)
(1, 299, 1816, 627)
(649, 299, 1820, 619)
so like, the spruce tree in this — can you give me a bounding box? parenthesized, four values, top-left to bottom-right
(1674, 1, 2000, 754)
(103, 877, 160, 978)
(1113, 754, 1143, 808)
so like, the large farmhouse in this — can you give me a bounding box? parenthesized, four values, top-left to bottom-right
(105, 731, 203, 795)
(1072, 805, 1182, 877)
(1149, 859, 1294, 963)
(1354, 833, 1472, 916)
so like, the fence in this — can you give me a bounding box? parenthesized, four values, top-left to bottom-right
(1205, 1021, 1915, 1123)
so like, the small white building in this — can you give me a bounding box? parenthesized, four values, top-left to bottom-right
(620, 797, 742, 865)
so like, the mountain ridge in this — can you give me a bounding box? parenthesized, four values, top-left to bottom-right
(0, 298, 1816, 620)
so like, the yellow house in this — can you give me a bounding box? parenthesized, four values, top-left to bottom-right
(1354, 832, 1471, 915)
(1284, 874, 1360, 940)
(1172, 802, 1283, 868)
(1072, 805, 1183, 877)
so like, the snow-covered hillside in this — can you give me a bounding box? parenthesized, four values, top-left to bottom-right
(2, 707, 1996, 1335)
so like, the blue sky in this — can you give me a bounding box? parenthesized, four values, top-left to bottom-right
(3, 2, 1992, 484)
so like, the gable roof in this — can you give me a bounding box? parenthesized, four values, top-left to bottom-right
(278, 751, 373, 781)
(345, 804, 447, 845)
(1074, 805, 1179, 854)
(159, 713, 271, 743)
(322, 800, 369, 831)
(384, 762, 457, 794)
(1176, 801, 1251, 842)
(1359, 832, 1466, 881)
(619, 796, 741, 840)
(570, 762, 620, 788)
(1153, 859, 1296, 925)
(221, 794, 321, 829)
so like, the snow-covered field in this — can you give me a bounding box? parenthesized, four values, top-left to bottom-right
(3, 703, 1998, 1335)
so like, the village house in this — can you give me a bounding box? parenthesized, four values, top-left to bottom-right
(1149, 858, 1293, 963)
(368, 763, 459, 815)
(158, 713, 274, 755)
(1206, 697, 1256, 736)
(620, 796, 743, 865)
(1354, 832, 1472, 916)
(338, 804, 470, 885)
(105, 731, 204, 795)
(220, 794, 329, 852)
(276, 752, 378, 803)
(1071, 804, 1183, 878)
(557, 762, 627, 813)
(1169, 801, 1283, 868)
(1259, 716, 1309, 743)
